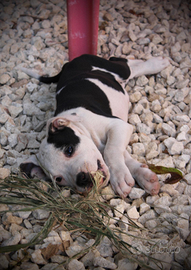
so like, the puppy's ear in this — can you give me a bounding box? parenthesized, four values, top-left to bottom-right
(47, 114, 81, 134)
(20, 155, 48, 180)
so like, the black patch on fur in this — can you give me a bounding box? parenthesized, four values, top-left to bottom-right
(56, 54, 130, 94)
(47, 126, 80, 150)
(55, 79, 113, 117)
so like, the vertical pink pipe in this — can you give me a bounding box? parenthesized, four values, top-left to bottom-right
(67, 0, 100, 61)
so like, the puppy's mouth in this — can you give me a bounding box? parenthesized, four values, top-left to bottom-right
(76, 160, 109, 194)
(89, 160, 109, 190)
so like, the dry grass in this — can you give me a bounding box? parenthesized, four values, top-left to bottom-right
(0, 174, 167, 269)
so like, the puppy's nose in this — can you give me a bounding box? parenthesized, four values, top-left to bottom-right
(76, 172, 92, 187)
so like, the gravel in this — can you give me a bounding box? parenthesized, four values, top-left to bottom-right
(0, 0, 191, 269)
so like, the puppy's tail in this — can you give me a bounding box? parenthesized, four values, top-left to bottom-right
(20, 67, 61, 84)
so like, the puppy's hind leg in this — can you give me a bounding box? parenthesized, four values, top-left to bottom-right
(128, 57, 170, 80)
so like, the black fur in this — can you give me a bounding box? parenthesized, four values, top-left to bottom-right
(47, 126, 80, 151)
(39, 54, 131, 118)
(55, 79, 113, 117)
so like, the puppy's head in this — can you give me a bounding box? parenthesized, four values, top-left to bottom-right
(20, 115, 109, 193)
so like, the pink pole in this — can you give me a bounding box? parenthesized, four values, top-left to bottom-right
(67, 0, 100, 61)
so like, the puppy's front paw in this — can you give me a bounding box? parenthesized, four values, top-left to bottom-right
(133, 164, 160, 195)
(109, 165, 135, 198)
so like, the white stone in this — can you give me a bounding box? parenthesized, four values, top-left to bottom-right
(164, 138, 184, 155)
(41, 20, 51, 29)
(174, 154, 190, 169)
(128, 114, 141, 125)
(0, 225, 11, 242)
(148, 253, 173, 270)
(117, 258, 138, 270)
(2, 212, 23, 225)
(8, 105, 23, 118)
(0, 73, 10, 84)
(136, 123, 151, 135)
(184, 185, 191, 197)
(93, 256, 117, 269)
(0, 254, 9, 269)
(136, 75, 149, 86)
(128, 30, 137, 42)
(32, 209, 50, 220)
(0, 112, 9, 124)
(8, 133, 18, 148)
(97, 236, 113, 257)
(180, 125, 190, 133)
(1, 232, 21, 247)
(129, 187, 145, 199)
(119, 215, 129, 232)
(65, 243, 83, 257)
(151, 99, 161, 112)
(145, 219, 158, 230)
(139, 203, 150, 215)
(176, 79, 189, 89)
(19, 262, 40, 270)
(160, 185, 179, 197)
(138, 210, 157, 224)
(44, 231, 62, 245)
(154, 205, 172, 215)
(176, 227, 190, 241)
(40, 263, 63, 270)
(154, 195, 172, 207)
(1, 95, 12, 107)
(132, 103, 144, 114)
(173, 114, 190, 123)
(129, 91, 142, 103)
(146, 150, 159, 159)
(174, 88, 189, 102)
(59, 231, 73, 244)
(26, 82, 38, 93)
(176, 131, 187, 141)
(137, 38, 150, 45)
(0, 168, 10, 179)
(31, 250, 47, 265)
(51, 255, 65, 264)
(167, 76, 176, 85)
(110, 198, 123, 207)
(127, 206, 139, 219)
(132, 143, 145, 156)
(23, 99, 44, 116)
(177, 214, 189, 231)
(122, 42, 131, 54)
(114, 201, 126, 218)
(23, 219, 33, 229)
(155, 156, 174, 168)
(101, 185, 115, 200)
(184, 173, 191, 185)
(80, 251, 95, 267)
(67, 259, 85, 270)
(162, 123, 176, 137)
(170, 141, 184, 155)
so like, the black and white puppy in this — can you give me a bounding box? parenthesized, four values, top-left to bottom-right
(20, 54, 169, 197)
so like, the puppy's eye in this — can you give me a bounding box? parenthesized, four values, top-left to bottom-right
(64, 145, 74, 157)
